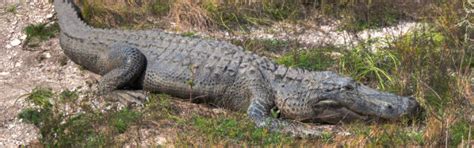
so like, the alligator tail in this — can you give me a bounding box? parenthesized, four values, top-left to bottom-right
(53, 0, 91, 33)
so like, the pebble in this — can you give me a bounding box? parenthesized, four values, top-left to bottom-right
(10, 39, 21, 47)
(155, 137, 167, 145)
(43, 52, 51, 58)
(46, 13, 53, 19)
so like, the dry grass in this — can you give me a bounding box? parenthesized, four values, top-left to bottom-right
(168, 0, 215, 31)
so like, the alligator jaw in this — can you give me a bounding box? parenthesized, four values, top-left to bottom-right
(311, 99, 370, 123)
(334, 84, 420, 120)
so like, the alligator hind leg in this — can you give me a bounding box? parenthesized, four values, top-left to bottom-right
(98, 45, 147, 105)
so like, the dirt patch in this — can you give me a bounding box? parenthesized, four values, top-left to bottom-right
(0, 1, 98, 146)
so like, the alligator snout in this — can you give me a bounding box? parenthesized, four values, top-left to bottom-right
(405, 96, 420, 117)
(380, 96, 420, 119)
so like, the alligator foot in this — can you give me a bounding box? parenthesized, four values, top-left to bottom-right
(103, 90, 148, 107)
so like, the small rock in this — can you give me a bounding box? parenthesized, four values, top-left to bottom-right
(5, 44, 12, 49)
(10, 39, 21, 46)
(43, 52, 51, 59)
(46, 13, 54, 19)
(155, 137, 167, 145)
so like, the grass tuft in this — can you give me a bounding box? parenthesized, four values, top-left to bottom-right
(24, 23, 59, 47)
(110, 109, 141, 133)
(339, 45, 400, 90)
(26, 87, 54, 109)
(449, 119, 473, 146)
(277, 47, 337, 71)
(191, 115, 291, 145)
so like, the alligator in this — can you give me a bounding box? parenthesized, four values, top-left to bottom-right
(53, 0, 419, 137)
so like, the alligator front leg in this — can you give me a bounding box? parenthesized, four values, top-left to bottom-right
(248, 100, 336, 138)
(98, 45, 147, 104)
(243, 66, 335, 138)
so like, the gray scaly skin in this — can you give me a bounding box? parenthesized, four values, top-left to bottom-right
(54, 0, 419, 137)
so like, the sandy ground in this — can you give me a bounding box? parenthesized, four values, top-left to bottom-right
(0, 1, 99, 146)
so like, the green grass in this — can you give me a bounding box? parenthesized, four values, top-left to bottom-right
(18, 108, 45, 126)
(347, 122, 425, 146)
(144, 93, 292, 145)
(276, 47, 337, 71)
(181, 31, 197, 37)
(26, 87, 54, 109)
(339, 45, 400, 90)
(320, 131, 333, 144)
(19, 88, 138, 147)
(24, 23, 59, 47)
(191, 115, 291, 145)
(449, 119, 473, 146)
(110, 109, 141, 133)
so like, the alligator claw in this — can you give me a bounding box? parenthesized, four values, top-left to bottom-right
(103, 90, 148, 107)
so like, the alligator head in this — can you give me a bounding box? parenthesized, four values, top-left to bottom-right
(274, 71, 420, 124)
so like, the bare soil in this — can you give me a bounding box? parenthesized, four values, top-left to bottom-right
(0, 1, 99, 146)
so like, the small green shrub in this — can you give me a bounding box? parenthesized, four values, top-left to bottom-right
(24, 23, 59, 47)
(26, 87, 54, 109)
(110, 109, 141, 133)
(52, 113, 105, 147)
(18, 108, 44, 126)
